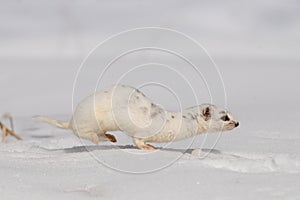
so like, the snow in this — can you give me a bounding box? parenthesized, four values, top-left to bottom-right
(1, 1, 300, 199)
(1, 76, 300, 200)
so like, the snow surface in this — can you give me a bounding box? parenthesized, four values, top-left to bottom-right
(1, 116, 300, 200)
(1, 119, 300, 200)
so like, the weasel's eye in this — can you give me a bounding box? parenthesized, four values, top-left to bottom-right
(221, 115, 230, 121)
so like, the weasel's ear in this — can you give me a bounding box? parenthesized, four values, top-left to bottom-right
(202, 106, 211, 121)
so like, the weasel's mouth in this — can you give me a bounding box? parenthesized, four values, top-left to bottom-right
(225, 123, 236, 130)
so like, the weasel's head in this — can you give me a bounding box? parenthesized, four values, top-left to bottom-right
(199, 104, 239, 132)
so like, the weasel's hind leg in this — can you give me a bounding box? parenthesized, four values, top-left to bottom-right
(96, 133, 117, 143)
(105, 133, 117, 143)
(133, 138, 156, 150)
(80, 131, 117, 144)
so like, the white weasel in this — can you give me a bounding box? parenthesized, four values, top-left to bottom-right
(36, 85, 239, 150)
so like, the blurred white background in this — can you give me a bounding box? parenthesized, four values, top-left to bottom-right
(1, 0, 300, 59)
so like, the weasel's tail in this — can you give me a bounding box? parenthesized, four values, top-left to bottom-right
(34, 116, 70, 129)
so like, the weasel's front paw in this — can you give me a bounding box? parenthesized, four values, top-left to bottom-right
(140, 144, 156, 150)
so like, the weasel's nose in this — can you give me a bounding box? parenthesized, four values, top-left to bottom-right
(235, 122, 239, 127)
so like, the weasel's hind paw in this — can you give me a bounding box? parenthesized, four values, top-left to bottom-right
(105, 133, 117, 143)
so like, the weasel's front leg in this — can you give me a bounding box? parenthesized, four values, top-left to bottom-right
(133, 138, 156, 150)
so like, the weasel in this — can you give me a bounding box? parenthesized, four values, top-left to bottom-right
(35, 85, 239, 150)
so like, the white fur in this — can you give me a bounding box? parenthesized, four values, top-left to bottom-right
(36, 85, 239, 149)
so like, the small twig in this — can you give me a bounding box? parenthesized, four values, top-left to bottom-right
(1, 122, 8, 143)
(0, 115, 22, 143)
(6, 128, 22, 140)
